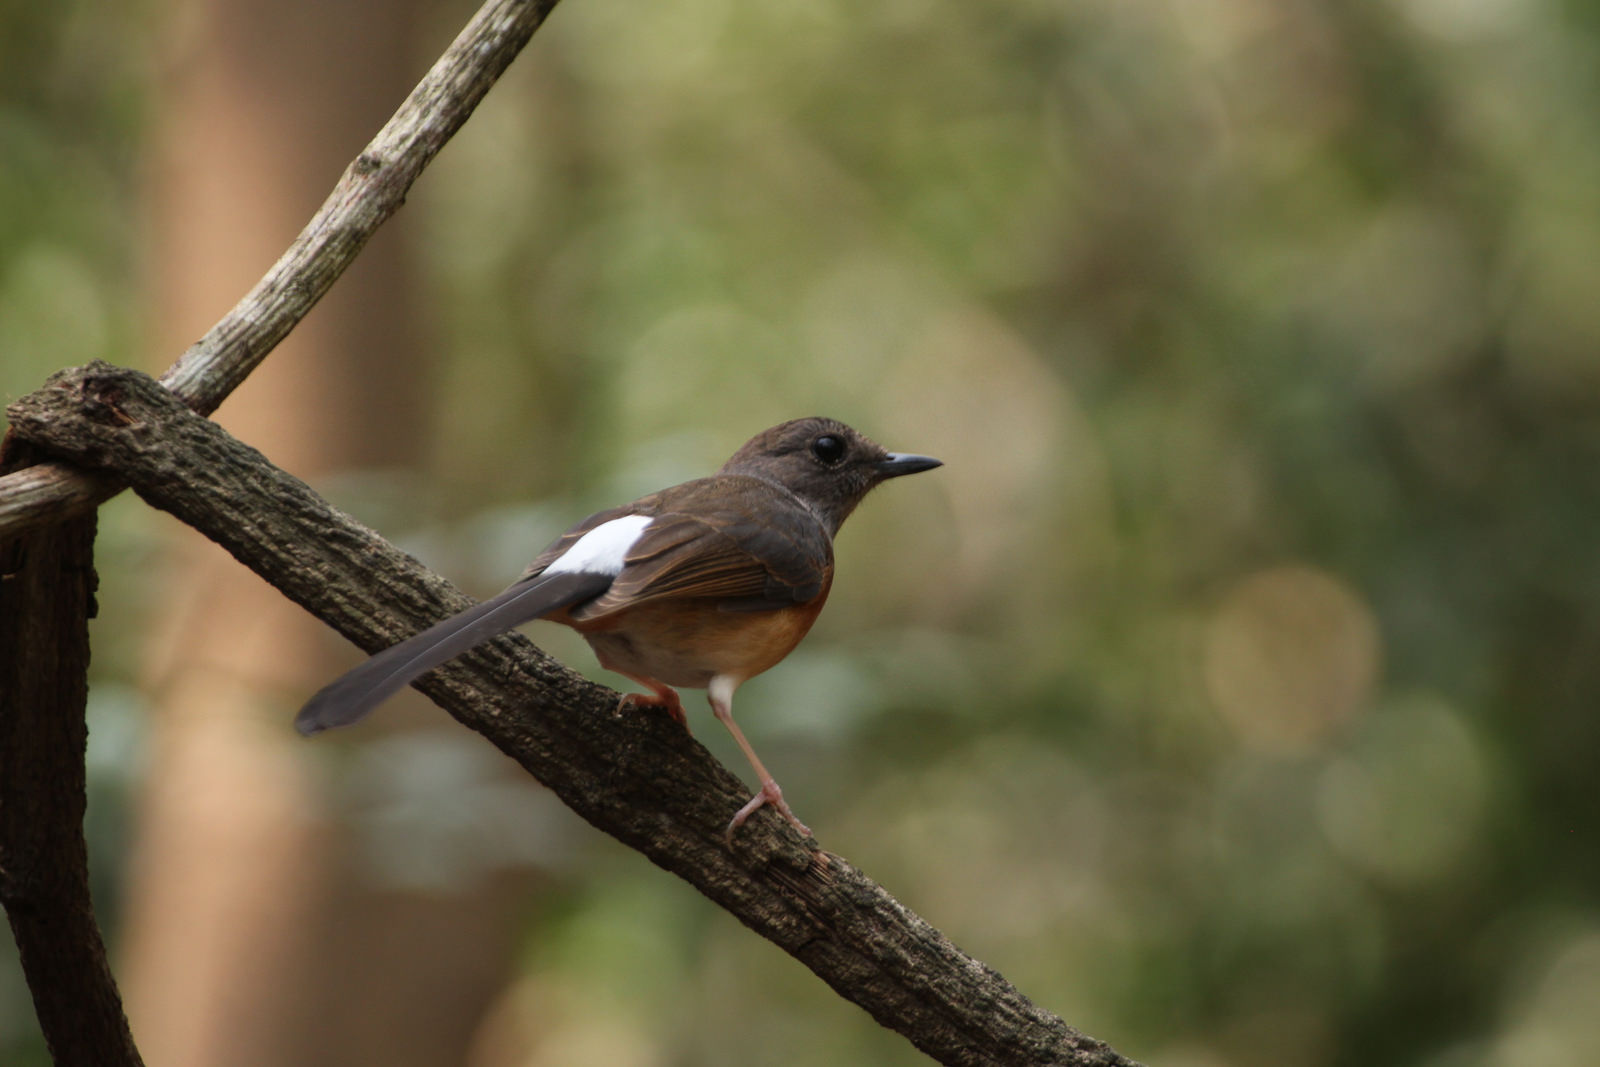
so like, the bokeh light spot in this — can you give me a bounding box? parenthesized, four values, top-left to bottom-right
(1204, 565, 1380, 753)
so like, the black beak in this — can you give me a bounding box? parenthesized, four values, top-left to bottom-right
(875, 452, 943, 478)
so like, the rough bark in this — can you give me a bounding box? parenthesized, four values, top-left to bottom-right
(0, 435, 144, 1067)
(7, 362, 1144, 1067)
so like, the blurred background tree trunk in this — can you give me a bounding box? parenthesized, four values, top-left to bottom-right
(119, 1, 541, 1063)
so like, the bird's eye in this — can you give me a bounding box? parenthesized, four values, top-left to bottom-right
(811, 434, 847, 465)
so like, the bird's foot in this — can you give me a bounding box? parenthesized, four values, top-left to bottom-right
(725, 779, 811, 845)
(618, 688, 687, 729)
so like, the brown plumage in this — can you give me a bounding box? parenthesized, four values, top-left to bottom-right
(296, 417, 940, 841)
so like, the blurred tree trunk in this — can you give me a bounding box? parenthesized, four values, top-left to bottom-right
(121, 1, 538, 1063)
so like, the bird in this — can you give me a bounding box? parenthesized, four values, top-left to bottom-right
(295, 417, 941, 841)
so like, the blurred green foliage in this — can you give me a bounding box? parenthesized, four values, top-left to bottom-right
(6, 0, 1600, 1065)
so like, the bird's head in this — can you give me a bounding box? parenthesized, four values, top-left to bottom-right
(720, 417, 941, 534)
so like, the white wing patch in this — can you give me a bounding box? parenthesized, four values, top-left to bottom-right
(544, 514, 652, 577)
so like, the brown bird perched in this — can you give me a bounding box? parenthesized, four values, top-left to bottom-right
(296, 418, 941, 841)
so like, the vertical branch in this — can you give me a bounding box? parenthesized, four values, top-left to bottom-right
(0, 435, 142, 1067)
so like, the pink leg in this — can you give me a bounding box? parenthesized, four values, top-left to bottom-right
(591, 647, 687, 729)
(614, 674, 687, 729)
(708, 676, 811, 843)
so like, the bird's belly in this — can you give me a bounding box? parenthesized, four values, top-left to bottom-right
(577, 599, 824, 690)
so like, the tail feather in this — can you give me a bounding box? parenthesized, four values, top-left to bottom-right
(295, 570, 611, 735)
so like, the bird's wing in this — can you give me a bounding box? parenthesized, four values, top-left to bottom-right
(517, 504, 641, 583)
(550, 476, 833, 620)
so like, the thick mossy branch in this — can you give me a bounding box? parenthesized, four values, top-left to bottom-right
(7, 362, 1143, 1067)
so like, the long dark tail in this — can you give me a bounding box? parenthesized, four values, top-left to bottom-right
(294, 570, 610, 735)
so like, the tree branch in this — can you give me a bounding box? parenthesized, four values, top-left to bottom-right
(7, 362, 1144, 1067)
(0, 435, 143, 1067)
(0, 0, 562, 543)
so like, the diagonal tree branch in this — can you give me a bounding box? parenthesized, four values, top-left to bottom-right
(7, 362, 1144, 1067)
(0, 0, 562, 543)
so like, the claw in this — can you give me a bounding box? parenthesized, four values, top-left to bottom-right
(618, 687, 687, 729)
(611, 681, 688, 729)
(725, 778, 812, 845)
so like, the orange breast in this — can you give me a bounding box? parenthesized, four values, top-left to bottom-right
(556, 579, 832, 690)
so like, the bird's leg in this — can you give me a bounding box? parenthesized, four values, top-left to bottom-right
(587, 646, 687, 728)
(708, 676, 811, 843)
(611, 672, 686, 729)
